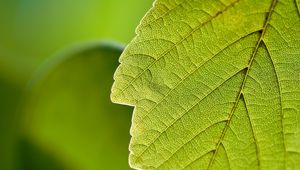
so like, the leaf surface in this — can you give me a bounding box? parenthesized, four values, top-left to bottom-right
(111, 0, 300, 169)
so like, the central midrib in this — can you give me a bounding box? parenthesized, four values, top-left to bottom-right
(207, 0, 279, 169)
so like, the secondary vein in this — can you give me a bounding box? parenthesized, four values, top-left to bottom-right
(115, 0, 240, 97)
(243, 94, 261, 169)
(264, 41, 287, 168)
(295, 0, 300, 17)
(137, 0, 189, 31)
(131, 29, 260, 164)
(134, 69, 244, 164)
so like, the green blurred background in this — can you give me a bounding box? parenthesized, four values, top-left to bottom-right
(0, 0, 153, 169)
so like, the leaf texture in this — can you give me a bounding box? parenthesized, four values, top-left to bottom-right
(111, 0, 300, 169)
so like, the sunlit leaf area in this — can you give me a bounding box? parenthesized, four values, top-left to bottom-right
(2, 0, 300, 169)
(111, 0, 300, 169)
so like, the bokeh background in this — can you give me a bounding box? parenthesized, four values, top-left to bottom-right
(0, 0, 153, 169)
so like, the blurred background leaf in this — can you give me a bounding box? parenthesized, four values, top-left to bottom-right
(20, 42, 132, 170)
(16, 139, 69, 170)
(0, 0, 153, 169)
(0, 76, 23, 170)
(0, 0, 152, 82)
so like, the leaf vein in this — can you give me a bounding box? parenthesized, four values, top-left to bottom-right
(134, 68, 246, 164)
(243, 94, 261, 169)
(140, 31, 258, 120)
(117, 0, 241, 96)
(138, 0, 188, 31)
(207, 0, 278, 169)
(263, 41, 287, 168)
(133, 31, 258, 162)
(156, 120, 227, 169)
(294, 0, 300, 17)
(183, 150, 214, 170)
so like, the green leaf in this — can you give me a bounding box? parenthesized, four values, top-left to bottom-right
(16, 138, 69, 170)
(111, 0, 300, 169)
(0, 76, 23, 170)
(22, 42, 132, 170)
